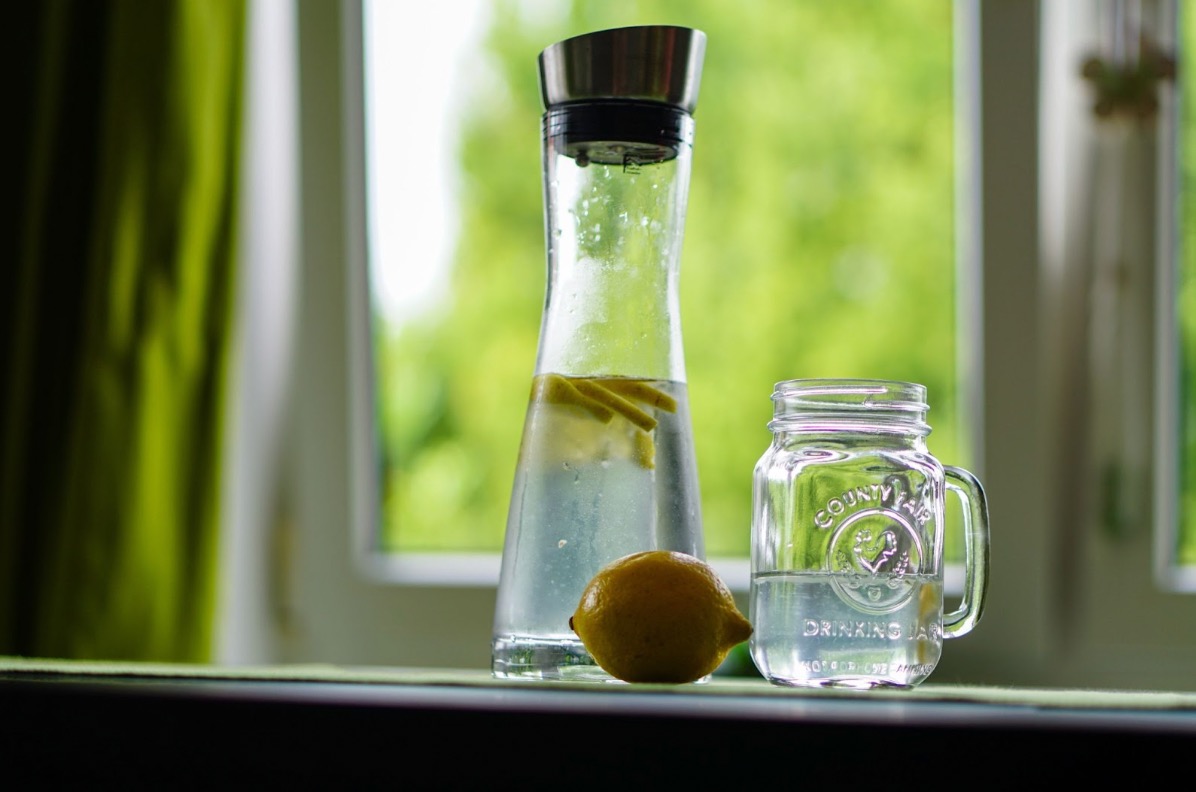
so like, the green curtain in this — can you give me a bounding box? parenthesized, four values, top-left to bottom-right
(0, 0, 245, 661)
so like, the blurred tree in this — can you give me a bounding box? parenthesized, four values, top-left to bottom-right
(375, 0, 957, 557)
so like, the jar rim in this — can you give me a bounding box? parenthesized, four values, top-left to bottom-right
(772, 378, 928, 409)
(769, 378, 931, 434)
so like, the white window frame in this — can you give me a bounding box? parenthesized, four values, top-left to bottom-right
(217, 0, 1196, 691)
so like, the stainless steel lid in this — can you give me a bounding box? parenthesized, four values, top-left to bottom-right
(538, 25, 706, 114)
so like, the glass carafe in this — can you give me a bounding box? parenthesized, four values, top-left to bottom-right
(491, 26, 708, 680)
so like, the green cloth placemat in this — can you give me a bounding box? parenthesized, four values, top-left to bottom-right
(4, 656, 1196, 712)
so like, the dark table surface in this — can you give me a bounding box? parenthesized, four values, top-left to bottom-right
(5, 660, 1195, 786)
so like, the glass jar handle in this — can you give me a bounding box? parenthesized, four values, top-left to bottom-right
(942, 465, 990, 639)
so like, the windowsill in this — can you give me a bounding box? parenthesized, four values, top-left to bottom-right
(4, 657, 1196, 784)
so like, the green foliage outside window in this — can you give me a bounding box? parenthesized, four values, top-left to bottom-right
(372, 0, 960, 557)
(1182, 9, 1196, 565)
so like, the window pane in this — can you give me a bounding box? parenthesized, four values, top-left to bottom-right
(365, 0, 960, 557)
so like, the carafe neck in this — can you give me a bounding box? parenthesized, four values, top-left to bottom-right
(535, 101, 694, 381)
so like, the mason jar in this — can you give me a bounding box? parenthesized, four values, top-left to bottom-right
(749, 378, 989, 689)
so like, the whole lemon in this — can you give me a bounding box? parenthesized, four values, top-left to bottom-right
(569, 550, 754, 684)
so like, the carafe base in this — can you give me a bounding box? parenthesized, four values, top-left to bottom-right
(491, 635, 615, 681)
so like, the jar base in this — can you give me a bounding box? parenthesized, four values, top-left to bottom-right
(764, 676, 918, 691)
